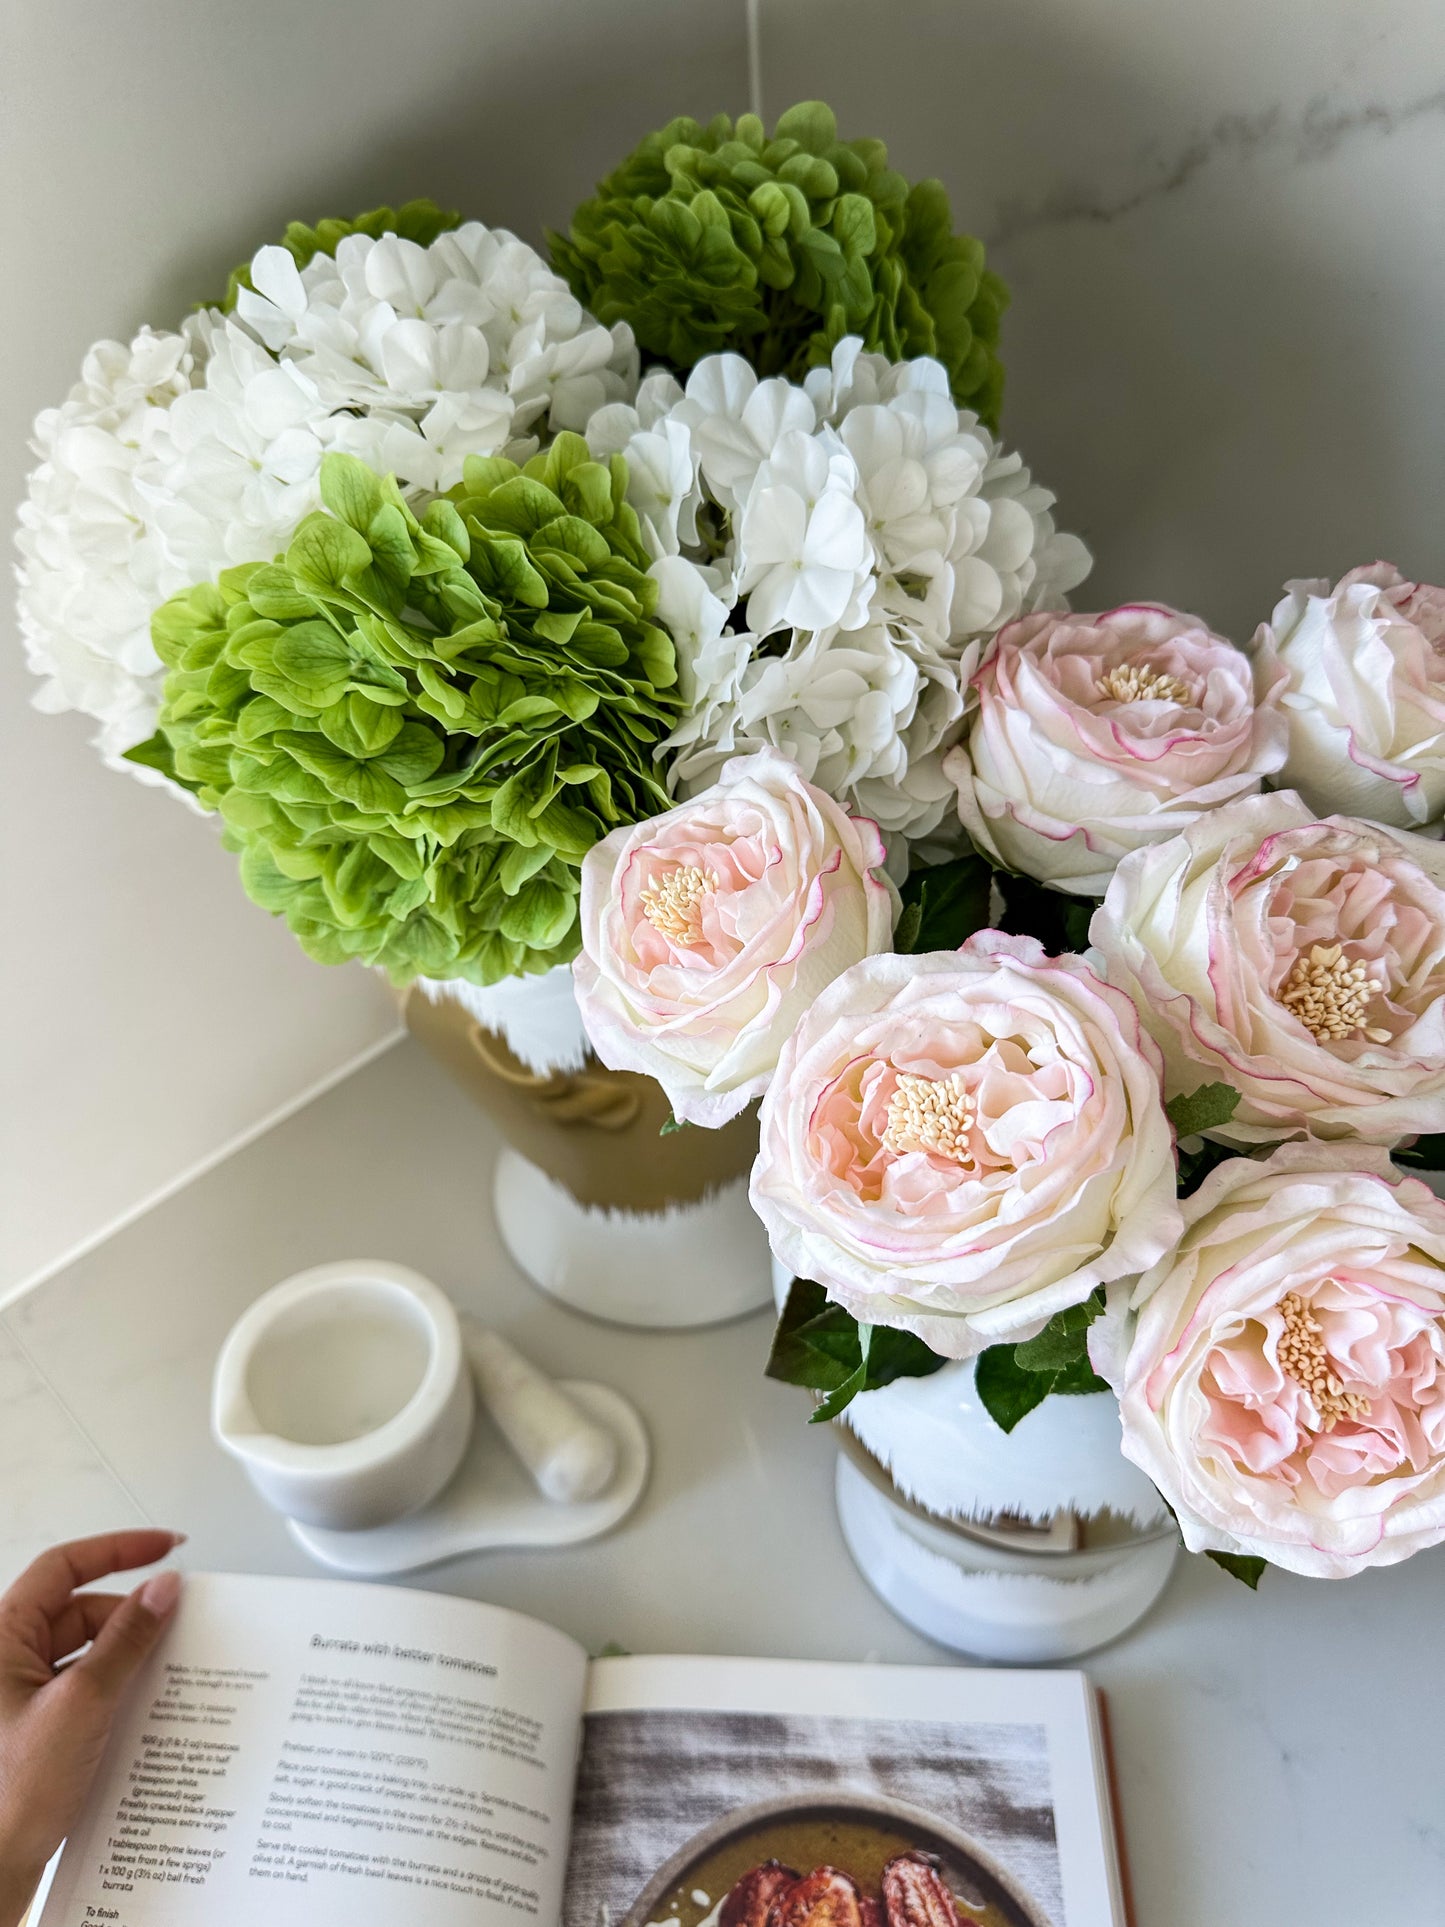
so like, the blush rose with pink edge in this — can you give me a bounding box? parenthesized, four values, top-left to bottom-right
(572, 748, 895, 1128)
(944, 603, 1289, 897)
(748, 932, 1182, 1361)
(1253, 562, 1445, 832)
(1089, 788, 1445, 1146)
(1100, 1141, 1445, 1580)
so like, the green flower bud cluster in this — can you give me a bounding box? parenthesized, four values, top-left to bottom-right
(148, 443, 678, 986)
(549, 100, 1008, 427)
(220, 199, 461, 311)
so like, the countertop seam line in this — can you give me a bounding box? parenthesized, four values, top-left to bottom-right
(1, 1025, 407, 1314)
(0, 1309, 157, 1530)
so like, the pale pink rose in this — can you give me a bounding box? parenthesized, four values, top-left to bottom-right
(573, 747, 893, 1126)
(749, 931, 1181, 1358)
(1090, 789, 1445, 1144)
(944, 604, 1288, 895)
(1254, 562, 1445, 830)
(1112, 1142, 1445, 1578)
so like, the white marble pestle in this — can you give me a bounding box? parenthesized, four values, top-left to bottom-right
(461, 1320, 619, 1504)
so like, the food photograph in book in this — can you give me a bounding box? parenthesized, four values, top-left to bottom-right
(563, 1711, 1060, 1927)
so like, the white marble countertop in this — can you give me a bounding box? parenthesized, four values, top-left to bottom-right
(4, 1035, 1443, 1924)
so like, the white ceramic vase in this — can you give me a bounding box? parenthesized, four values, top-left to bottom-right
(834, 1452, 1178, 1664)
(770, 1262, 1178, 1660)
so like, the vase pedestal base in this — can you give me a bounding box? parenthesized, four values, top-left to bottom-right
(492, 1146, 774, 1331)
(835, 1454, 1179, 1663)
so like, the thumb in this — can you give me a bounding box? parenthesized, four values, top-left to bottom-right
(72, 1568, 182, 1702)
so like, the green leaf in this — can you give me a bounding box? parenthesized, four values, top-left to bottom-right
(286, 514, 373, 590)
(893, 901, 923, 952)
(271, 622, 356, 702)
(480, 476, 567, 540)
(364, 503, 418, 586)
(1012, 1327, 1079, 1373)
(896, 852, 992, 954)
(278, 734, 406, 815)
(318, 694, 403, 760)
(1166, 1083, 1241, 1140)
(766, 1279, 870, 1394)
(976, 1294, 1109, 1428)
(421, 498, 470, 564)
(558, 460, 615, 527)
(499, 841, 557, 895)
(121, 732, 195, 791)
(812, 1361, 869, 1423)
(151, 583, 227, 667)
(861, 1322, 949, 1392)
(467, 536, 549, 607)
(658, 1115, 692, 1136)
(530, 795, 598, 861)
(832, 193, 876, 257)
(498, 877, 575, 948)
(800, 226, 847, 285)
(1013, 1292, 1105, 1373)
(375, 722, 445, 786)
(319, 453, 387, 533)
(1207, 1549, 1267, 1589)
(244, 566, 319, 622)
(774, 100, 838, 151)
(1052, 1352, 1110, 1395)
(764, 1279, 943, 1421)
(973, 1345, 1058, 1434)
(533, 610, 583, 648)
(490, 765, 547, 846)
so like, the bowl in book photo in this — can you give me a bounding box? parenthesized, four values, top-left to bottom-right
(620, 1792, 1050, 1927)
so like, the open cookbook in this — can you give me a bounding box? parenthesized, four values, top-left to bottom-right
(36, 1574, 1127, 1927)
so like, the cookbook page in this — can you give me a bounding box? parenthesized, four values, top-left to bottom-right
(42, 1573, 587, 1927)
(569, 1657, 1123, 1927)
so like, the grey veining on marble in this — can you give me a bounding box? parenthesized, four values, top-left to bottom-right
(5, 1036, 1445, 1926)
(0, 1321, 150, 1578)
(986, 80, 1445, 246)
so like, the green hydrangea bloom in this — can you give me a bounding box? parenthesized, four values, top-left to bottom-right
(220, 199, 461, 311)
(147, 442, 678, 986)
(549, 101, 1008, 427)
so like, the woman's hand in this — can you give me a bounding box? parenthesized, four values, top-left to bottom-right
(0, 1530, 185, 1927)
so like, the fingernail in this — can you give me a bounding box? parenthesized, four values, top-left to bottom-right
(168, 1531, 189, 1548)
(139, 1569, 182, 1616)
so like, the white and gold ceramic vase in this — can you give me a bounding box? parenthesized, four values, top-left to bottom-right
(406, 969, 772, 1330)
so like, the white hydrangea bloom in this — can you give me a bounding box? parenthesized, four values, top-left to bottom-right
(235, 226, 636, 489)
(672, 360, 817, 512)
(667, 616, 968, 838)
(736, 431, 874, 636)
(15, 219, 637, 780)
(143, 316, 333, 580)
(589, 336, 1091, 840)
(15, 322, 210, 776)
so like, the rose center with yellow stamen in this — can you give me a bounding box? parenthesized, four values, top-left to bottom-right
(1277, 1289, 1371, 1431)
(639, 864, 717, 944)
(882, 1071, 975, 1161)
(1097, 662, 1193, 705)
(1278, 942, 1391, 1044)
